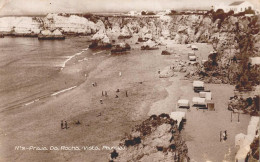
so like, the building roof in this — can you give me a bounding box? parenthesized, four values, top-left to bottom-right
(229, 1, 245, 6)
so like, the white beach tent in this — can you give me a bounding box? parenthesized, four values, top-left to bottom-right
(177, 99, 190, 108)
(235, 145, 250, 162)
(235, 133, 246, 147)
(170, 111, 186, 128)
(193, 81, 204, 88)
(199, 91, 212, 100)
(191, 45, 198, 50)
(192, 97, 206, 106)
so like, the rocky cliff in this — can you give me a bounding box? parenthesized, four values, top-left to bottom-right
(0, 13, 99, 36)
(109, 114, 189, 162)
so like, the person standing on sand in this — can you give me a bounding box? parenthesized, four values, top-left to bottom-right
(224, 130, 227, 141)
(61, 120, 63, 129)
(126, 91, 128, 97)
(65, 121, 68, 129)
(222, 131, 226, 141)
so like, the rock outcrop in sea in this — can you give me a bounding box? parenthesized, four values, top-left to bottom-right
(89, 28, 112, 49)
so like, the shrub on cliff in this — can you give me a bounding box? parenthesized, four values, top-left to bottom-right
(212, 9, 228, 28)
(212, 9, 225, 22)
(141, 11, 155, 15)
(167, 10, 177, 15)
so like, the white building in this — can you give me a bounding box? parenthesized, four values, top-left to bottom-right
(157, 9, 171, 16)
(214, 1, 254, 14)
(127, 11, 141, 16)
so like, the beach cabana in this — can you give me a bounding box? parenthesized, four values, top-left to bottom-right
(193, 81, 205, 92)
(191, 45, 198, 50)
(177, 99, 190, 109)
(199, 91, 212, 100)
(170, 111, 186, 129)
(235, 133, 246, 147)
(188, 52, 196, 61)
(192, 97, 207, 108)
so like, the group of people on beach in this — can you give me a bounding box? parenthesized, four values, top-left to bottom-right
(99, 88, 128, 104)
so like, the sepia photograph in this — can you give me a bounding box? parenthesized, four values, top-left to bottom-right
(0, 0, 259, 161)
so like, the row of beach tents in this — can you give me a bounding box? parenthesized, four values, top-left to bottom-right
(177, 80, 214, 110)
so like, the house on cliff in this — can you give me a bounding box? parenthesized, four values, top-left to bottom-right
(214, 1, 254, 14)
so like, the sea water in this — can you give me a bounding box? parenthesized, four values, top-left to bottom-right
(0, 36, 97, 111)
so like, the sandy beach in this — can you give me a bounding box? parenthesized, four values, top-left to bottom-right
(0, 37, 251, 162)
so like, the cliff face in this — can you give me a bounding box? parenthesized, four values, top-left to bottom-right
(0, 17, 41, 35)
(0, 13, 99, 35)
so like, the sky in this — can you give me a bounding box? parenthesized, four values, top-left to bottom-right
(0, 0, 259, 16)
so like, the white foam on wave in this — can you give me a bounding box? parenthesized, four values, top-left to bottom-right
(92, 50, 105, 56)
(60, 48, 89, 70)
(51, 86, 77, 96)
(24, 101, 35, 106)
(24, 98, 40, 106)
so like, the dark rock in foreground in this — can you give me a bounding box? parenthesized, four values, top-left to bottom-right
(109, 114, 189, 162)
(111, 43, 131, 53)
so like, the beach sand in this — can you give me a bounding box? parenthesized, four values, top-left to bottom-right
(0, 38, 250, 162)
